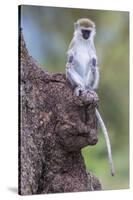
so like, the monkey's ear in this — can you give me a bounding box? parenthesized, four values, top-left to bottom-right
(74, 22, 79, 30)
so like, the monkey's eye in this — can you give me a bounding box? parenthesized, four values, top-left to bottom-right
(81, 29, 91, 40)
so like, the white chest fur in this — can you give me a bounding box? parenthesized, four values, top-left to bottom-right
(74, 40, 95, 82)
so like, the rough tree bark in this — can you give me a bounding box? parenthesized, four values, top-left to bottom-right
(19, 30, 102, 195)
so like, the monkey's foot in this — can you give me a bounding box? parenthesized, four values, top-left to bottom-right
(83, 89, 95, 95)
(74, 86, 85, 96)
(81, 89, 99, 107)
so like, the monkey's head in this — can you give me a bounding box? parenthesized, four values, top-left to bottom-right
(74, 18, 96, 41)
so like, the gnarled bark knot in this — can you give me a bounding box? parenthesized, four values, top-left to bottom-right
(19, 30, 102, 195)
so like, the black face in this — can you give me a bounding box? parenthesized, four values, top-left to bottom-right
(81, 29, 91, 40)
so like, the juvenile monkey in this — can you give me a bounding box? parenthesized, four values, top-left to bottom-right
(66, 18, 115, 176)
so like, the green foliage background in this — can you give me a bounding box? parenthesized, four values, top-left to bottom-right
(21, 5, 129, 190)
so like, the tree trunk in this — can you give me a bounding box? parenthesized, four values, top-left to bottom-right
(19, 30, 102, 195)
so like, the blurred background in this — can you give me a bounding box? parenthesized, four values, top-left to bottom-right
(20, 5, 129, 190)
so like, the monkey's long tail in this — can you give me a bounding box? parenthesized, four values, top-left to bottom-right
(95, 108, 115, 176)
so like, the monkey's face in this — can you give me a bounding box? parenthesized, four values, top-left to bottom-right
(80, 26, 96, 40)
(74, 18, 96, 40)
(75, 26, 95, 41)
(81, 29, 91, 40)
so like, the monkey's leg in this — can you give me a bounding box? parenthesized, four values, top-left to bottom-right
(66, 64, 85, 96)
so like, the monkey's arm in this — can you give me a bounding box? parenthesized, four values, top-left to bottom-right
(85, 58, 99, 90)
(91, 65, 99, 89)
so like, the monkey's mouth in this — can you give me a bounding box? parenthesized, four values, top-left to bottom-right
(82, 30, 91, 40)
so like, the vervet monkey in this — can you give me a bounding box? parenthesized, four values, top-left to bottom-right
(66, 18, 115, 176)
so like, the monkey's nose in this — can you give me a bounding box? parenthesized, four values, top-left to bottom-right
(82, 30, 91, 40)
